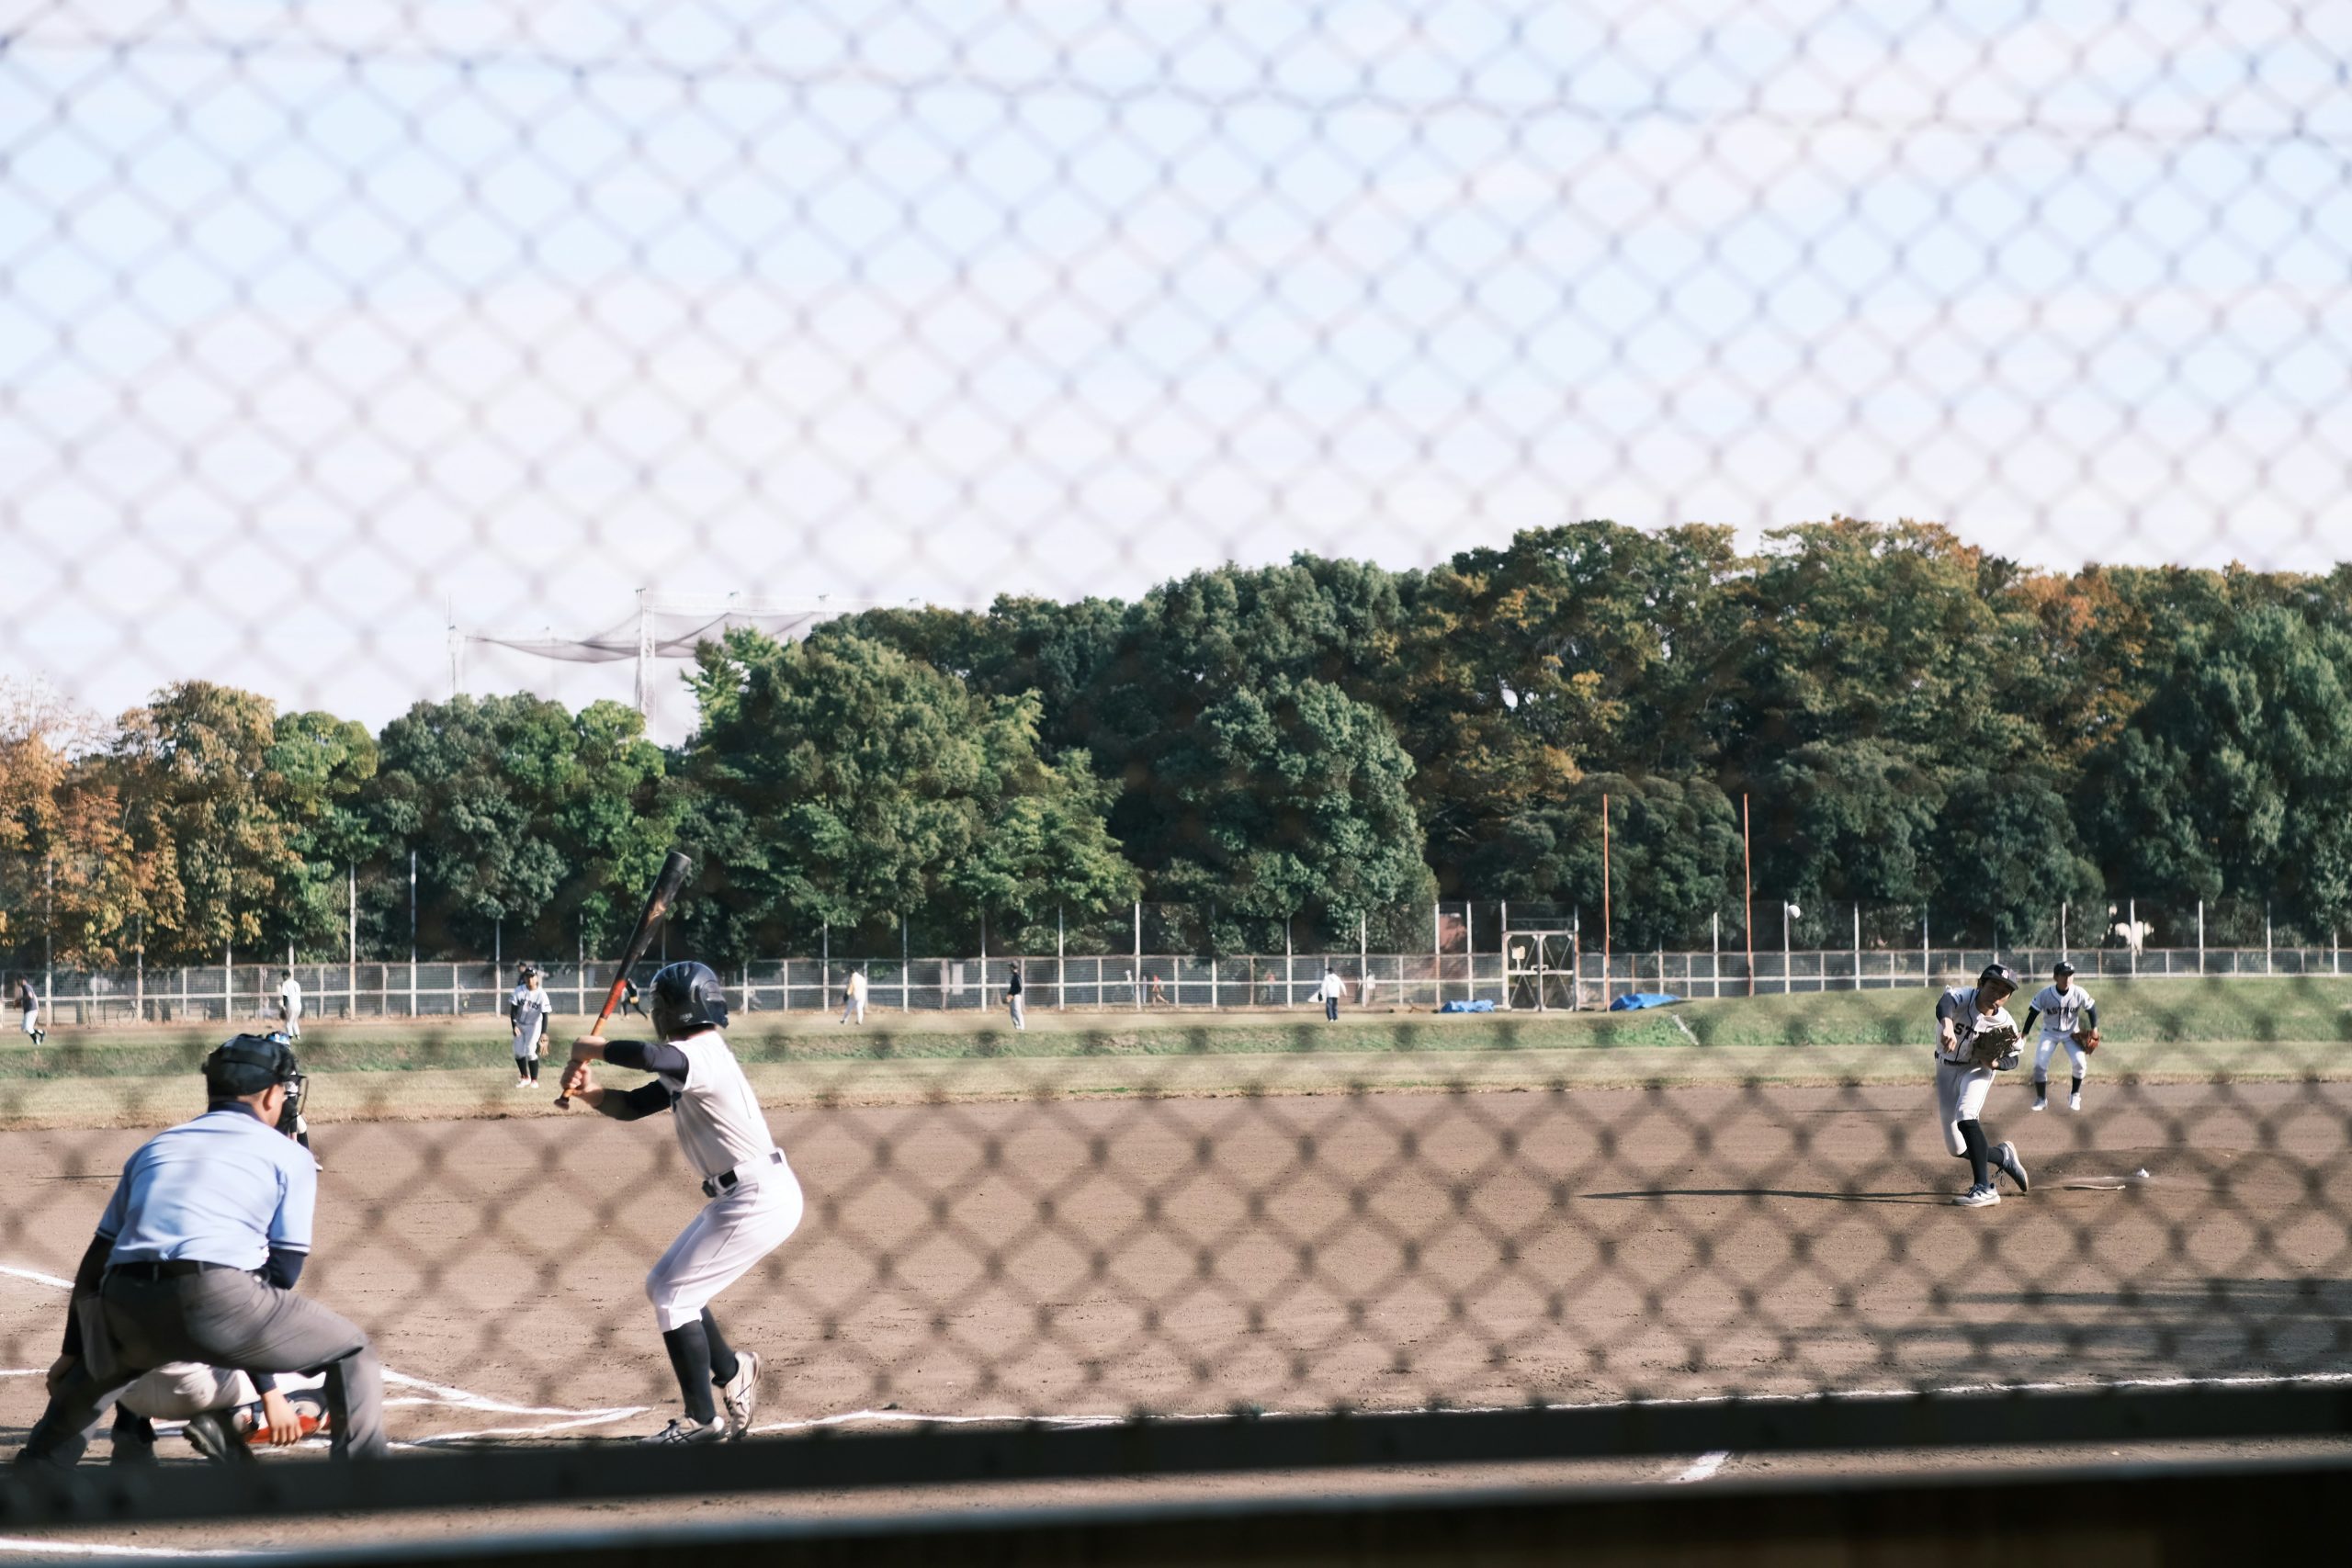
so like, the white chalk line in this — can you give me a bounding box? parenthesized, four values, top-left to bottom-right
(1668, 1450, 1729, 1483)
(0, 1538, 240, 1560)
(0, 1265, 74, 1291)
(1668, 1014, 1701, 1045)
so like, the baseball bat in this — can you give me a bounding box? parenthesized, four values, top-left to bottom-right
(555, 849, 694, 1108)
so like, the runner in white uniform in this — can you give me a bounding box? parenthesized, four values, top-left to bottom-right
(1933, 964, 2033, 1209)
(561, 961, 800, 1445)
(2019, 961, 2100, 1112)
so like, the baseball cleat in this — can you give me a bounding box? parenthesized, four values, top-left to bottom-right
(1951, 1183, 2000, 1208)
(641, 1417, 727, 1446)
(2069, 1093, 2082, 1111)
(183, 1411, 257, 1466)
(1995, 1142, 2030, 1194)
(718, 1348, 761, 1438)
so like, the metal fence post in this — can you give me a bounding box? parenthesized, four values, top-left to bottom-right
(1431, 901, 1441, 1008)
(1057, 908, 1065, 1011)
(1133, 901, 1142, 1011)
(1283, 914, 1294, 1010)
(2267, 901, 2274, 975)
(1361, 911, 1369, 1010)
(1712, 911, 1720, 999)
(346, 863, 356, 1019)
(1851, 902, 1860, 991)
(901, 915, 910, 1011)
(2130, 898, 2138, 978)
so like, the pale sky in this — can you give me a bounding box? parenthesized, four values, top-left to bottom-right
(5, 1, 2347, 742)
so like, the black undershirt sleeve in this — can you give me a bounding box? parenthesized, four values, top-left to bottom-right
(2019, 1007, 2041, 1034)
(604, 1039, 691, 1076)
(595, 1078, 673, 1122)
(264, 1247, 306, 1291)
(2085, 1002, 2098, 1028)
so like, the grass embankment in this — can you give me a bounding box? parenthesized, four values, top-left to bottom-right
(2, 979, 2345, 1130)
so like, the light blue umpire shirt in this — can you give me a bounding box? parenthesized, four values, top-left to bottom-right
(97, 1104, 316, 1270)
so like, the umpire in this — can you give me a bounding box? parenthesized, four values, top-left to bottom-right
(11, 1033, 387, 1468)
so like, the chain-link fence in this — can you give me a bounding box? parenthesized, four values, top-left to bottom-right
(6, 0, 2352, 1556)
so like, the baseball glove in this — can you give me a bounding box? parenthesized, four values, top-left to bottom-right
(2075, 1027, 2100, 1055)
(1964, 1022, 2022, 1070)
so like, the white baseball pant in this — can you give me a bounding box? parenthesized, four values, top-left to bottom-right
(2032, 1031, 2088, 1085)
(1933, 1057, 1996, 1156)
(646, 1167, 804, 1332)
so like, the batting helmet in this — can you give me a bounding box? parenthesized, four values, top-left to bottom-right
(648, 961, 729, 1038)
(1975, 963, 2022, 1001)
(204, 1032, 306, 1133)
(2053, 960, 2076, 978)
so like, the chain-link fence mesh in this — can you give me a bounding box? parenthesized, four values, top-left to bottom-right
(5, 0, 2352, 1545)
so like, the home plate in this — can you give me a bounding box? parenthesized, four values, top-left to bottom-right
(2063, 1168, 2154, 1191)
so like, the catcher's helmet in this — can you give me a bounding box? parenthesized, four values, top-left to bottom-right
(2053, 960, 2076, 978)
(648, 961, 729, 1038)
(204, 1032, 306, 1134)
(1975, 963, 2021, 1001)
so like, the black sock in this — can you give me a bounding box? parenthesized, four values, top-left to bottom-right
(2072, 1077, 2083, 1096)
(2032, 1082, 2047, 1100)
(1959, 1120, 1991, 1188)
(662, 1324, 718, 1423)
(528, 1058, 540, 1082)
(701, 1307, 741, 1385)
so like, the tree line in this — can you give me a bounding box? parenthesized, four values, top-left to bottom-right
(6, 518, 2350, 967)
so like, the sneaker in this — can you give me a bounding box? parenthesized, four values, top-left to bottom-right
(641, 1417, 727, 1446)
(1994, 1142, 2030, 1194)
(2030, 1094, 2047, 1111)
(2069, 1093, 2082, 1112)
(1951, 1183, 2000, 1208)
(717, 1348, 761, 1438)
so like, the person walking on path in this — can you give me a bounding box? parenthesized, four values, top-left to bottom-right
(1317, 964, 1344, 1021)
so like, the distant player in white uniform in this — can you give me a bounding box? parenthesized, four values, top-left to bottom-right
(839, 967, 867, 1025)
(509, 966, 552, 1089)
(561, 962, 800, 1444)
(2019, 960, 2100, 1112)
(277, 970, 302, 1039)
(1933, 964, 2033, 1208)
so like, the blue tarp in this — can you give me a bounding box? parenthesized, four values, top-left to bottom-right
(1438, 998, 1498, 1013)
(1608, 992, 1682, 1010)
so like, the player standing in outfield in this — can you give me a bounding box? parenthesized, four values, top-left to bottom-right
(277, 970, 302, 1039)
(17, 977, 42, 1045)
(560, 963, 799, 1444)
(2020, 960, 2100, 1112)
(1317, 964, 1343, 1021)
(1934, 964, 2033, 1209)
(510, 965, 551, 1089)
(840, 966, 867, 1025)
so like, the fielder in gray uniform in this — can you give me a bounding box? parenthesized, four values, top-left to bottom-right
(2019, 961, 2100, 1112)
(1934, 964, 2033, 1209)
(561, 962, 802, 1445)
(10, 1033, 386, 1469)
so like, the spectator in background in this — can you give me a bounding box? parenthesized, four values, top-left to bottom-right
(840, 967, 867, 1025)
(1317, 964, 1344, 1021)
(1148, 972, 1169, 1007)
(1006, 963, 1025, 1031)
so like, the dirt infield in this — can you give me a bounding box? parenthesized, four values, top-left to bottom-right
(6, 1076, 2345, 1445)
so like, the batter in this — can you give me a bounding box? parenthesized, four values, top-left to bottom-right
(560, 961, 799, 1444)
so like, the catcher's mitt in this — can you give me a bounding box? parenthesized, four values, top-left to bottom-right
(2075, 1027, 2100, 1055)
(1964, 1022, 2022, 1070)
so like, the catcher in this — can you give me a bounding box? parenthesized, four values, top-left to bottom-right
(2019, 960, 2100, 1112)
(1933, 964, 2033, 1209)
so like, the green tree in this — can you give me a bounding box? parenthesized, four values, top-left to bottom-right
(2078, 605, 2352, 931)
(259, 711, 381, 957)
(369, 694, 675, 958)
(110, 682, 300, 964)
(1749, 739, 1945, 915)
(1117, 676, 1431, 952)
(680, 629, 1136, 959)
(1461, 772, 1740, 950)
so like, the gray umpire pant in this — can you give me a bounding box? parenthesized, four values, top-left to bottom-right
(16, 1268, 386, 1467)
